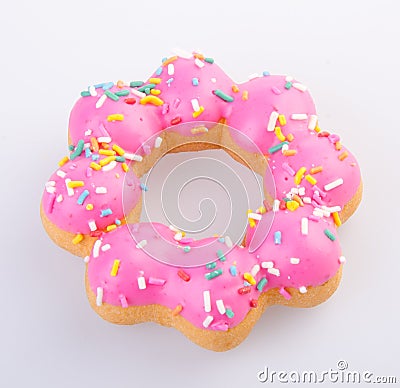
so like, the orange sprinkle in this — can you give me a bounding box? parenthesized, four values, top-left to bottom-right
(58, 156, 69, 167)
(162, 56, 178, 66)
(338, 151, 349, 161)
(335, 141, 342, 151)
(283, 149, 297, 156)
(90, 162, 101, 171)
(172, 304, 183, 316)
(333, 212, 342, 227)
(101, 143, 110, 149)
(193, 53, 204, 60)
(116, 80, 125, 88)
(286, 133, 294, 142)
(232, 84, 239, 93)
(310, 166, 323, 174)
(99, 149, 116, 156)
(219, 117, 227, 124)
(122, 163, 129, 172)
(242, 90, 249, 100)
(150, 89, 161, 95)
(112, 144, 125, 156)
(305, 174, 317, 185)
(90, 137, 99, 152)
(293, 194, 304, 206)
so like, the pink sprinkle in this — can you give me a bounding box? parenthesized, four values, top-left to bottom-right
(279, 287, 292, 300)
(308, 215, 320, 222)
(46, 193, 56, 214)
(271, 86, 282, 95)
(86, 167, 92, 177)
(119, 294, 128, 308)
(282, 162, 295, 176)
(143, 144, 151, 155)
(98, 122, 110, 137)
(161, 103, 169, 115)
(328, 134, 340, 143)
(148, 277, 166, 286)
(211, 321, 229, 331)
(173, 98, 181, 109)
(314, 185, 327, 198)
(180, 237, 194, 244)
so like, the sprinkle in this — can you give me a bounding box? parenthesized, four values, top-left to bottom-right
(99, 156, 116, 167)
(224, 236, 233, 248)
(308, 115, 318, 130)
(268, 267, 280, 276)
(290, 257, 300, 264)
(107, 114, 124, 122)
(238, 286, 251, 295)
(205, 268, 223, 280)
(268, 141, 289, 154)
(256, 277, 268, 292)
(100, 208, 112, 217)
(282, 162, 295, 176)
(140, 95, 164, 106)
(191, 125, 208, 134)
(301, 217, 309, 235)
(273, 199, 280, 212)
(148, 277, 166, 286)
(58, 156, 69, 167)
(299, 286, 307, 294)
(216, 300, 226, 314)
(250, 299, 258, 308)
(203, 290, 211, 312)
(282, 149, 297, 156)
(178, 269, 190, 282)
(310, 166, 323, 174)
(64, 179, 74, 197)
(324, 229, 336, 241)
(194, 58, 204, 68)
(96, 287, 103, 306)
(130, 89, 146, 99)
(232, 84, 239, 93)
(130, 81, 144, 88)
(338, 151, 349, 161)
(106, 224, 117, 232)
(229, 265, 237, 276)
(333, 211, 342, 227)
(72, 233, 83, 245)
(213, 89, 234, 102)
(70, 139, 85, 160)
(203, 315, 214, 328)
(261, 261, 274, 269)
(267, 111, 279, 132)
(274, 126, 286, 141)
(294, 167, 307, 185)
(137, 274, 146, 290)
(243, 272, 256, 285)
(77, 190, 89, 205)
(272, 86, 282, 95)
(97, 136, 112, 143)
(279, 287, 292, 300)
(274, 231, 282, 245)
(80, 91, 90, 97)
(154, 136, 163, 148)
(292, 82, 307, 92)
(110, 260, 120, 276)
(287, 133, 294, 142)
(136, 240, 147, 249)
(248, 212, 262, 221)
(324, 178, 344, 191)
(242, 90, 248, 100)
(285, 81, 292, 89)
(204, 57, 214, 63)
(172, 304, 183, 316)
(305, 174, 317, 185)
(104, 90, 119, 102)
(216, 249, 227, 262)
(101, 244, 110, 252)
(286, 200, 299, 211)
(251, 264, 260, 277)
(191, 98, 200, 112)
(225, 308, 234, 318)
(124, 153, 143, 162)
(140, 183, 148, 191)
(339, 256, 346, 264)
(291, 113, 308, 120)
(67, 180, 84, 189)
(206, 262, 217, 270)
(335, 142, 343, 151)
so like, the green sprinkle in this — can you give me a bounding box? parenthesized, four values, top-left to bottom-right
(138, 83, 156, 92)
(268, 141, 289, 154)
(206, 262, 217, 269)
(225, 308, 234, 318)
(216, 249, 226, 262)
(115, 90, 130, 97)
(104, 90, 119, 101)
(130, 81, 144, 88)
(324, 229, 336, 241)
(213, 89, 234, 102)
(256, 277, 268, 292)
(80, 90, 91, 97)
(115, 156, 126, 163)
(285, 81, 293, 89)
(204, 57, 214, 64)
(70, 139, 85, 160)
(68, 144, 75, 151)
(282, 197, 290, 202)
(183, 246, 191, 253)
(205, 268, 223, 280)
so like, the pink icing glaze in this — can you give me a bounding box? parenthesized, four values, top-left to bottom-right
(42, 52, 361, 332)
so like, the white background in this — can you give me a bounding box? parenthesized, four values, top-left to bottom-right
(1, 0, 399, 387)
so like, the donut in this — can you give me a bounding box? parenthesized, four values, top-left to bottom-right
(40, 50, 362, 351)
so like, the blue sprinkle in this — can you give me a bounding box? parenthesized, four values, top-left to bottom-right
(161, 57, 168, 63)
(274, 231, 282, 245)
(166, 77, 174, 85)
(155, 66, 163, 75)
(115, 219, 122, 226)
(77, 190, 89, 205)
(94, 83, 105, 89)
(192, 77, 199, 86)
(218, 237, 225, 243)
(263, 71, 270, 76)
(85, 147, 92, 158)
(102, 82, 114, 90)
(91, 154, 99, 161)
(100, 208, 113, 217)
(229, 266, 237, 276)
(140, 183, 148, 192)
(243, 280, 251, 287)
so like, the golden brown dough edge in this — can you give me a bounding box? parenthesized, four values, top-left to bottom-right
(85, 266, 342, 352)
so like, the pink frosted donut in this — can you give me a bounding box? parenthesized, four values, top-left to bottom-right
(41, 50, 362, 351)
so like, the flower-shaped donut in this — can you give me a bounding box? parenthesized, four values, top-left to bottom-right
(41, 50, 362, 351)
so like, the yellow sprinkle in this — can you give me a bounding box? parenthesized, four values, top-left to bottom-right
(58, 156, 69, 167)
(232, 84, 240, 93)
(106, 224, 117, 232)
(244, 272, 256, 285)
(148, 77, 161, 84)
(286, 201, 300, 211)
(99, 149, 116, 156)
(314, 125, 321, 133)
(338, 151, 348, 161)
(294, 167, 307, 185)
(86, 204, 94, 210)
(112, 144, 125, 156)
(335, 141, 342, 151)
(333, 212, 342, 227)
(72, 234, 83, 245)
(242, 90, 248, 100)
(150, 89, 161, 95)
(192, 106, 205, 118)
(162, 56, 178, 66)
(278, 114, 287, 126)
(283, 149, 297, 156)
(305, 174, 317, 185)
(274, 126, 286, 141)
(122, 163, 129, 172)
(115, 173, 120, 179)
(110, 259, 120, 276)
(258, 206, 267, 214)
(99, 156, 116, 167)
(90, 162, 101, 171)
(140, 95, 164, 106)
(310, 166, 323, 174)
(172, 304, 183, 316)
(247, 209, 256, 228)
(107, 114, 124, 122)
(286, 133, 294, 142)
(67, 180, 84, 188)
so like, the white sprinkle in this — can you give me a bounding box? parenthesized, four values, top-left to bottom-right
(290, 187, 299, 195)
(273, 199, 280, 212)
(174, 232, 183, 241)
(251, 264, 260, 277)
(322, 205, 342, 213)
(167, 63, 175, 75)
(101, 244, 111, 252)
(224, 235, 233, 248)
(291, 113, 308, 120)
(191, 98, 200, 112)
(210, 77, 217, 83)
(293, 82, 307, 92)
(138, 275, 146, 290)
(124, 153, 143, 162)
(84, 129, 92, 136)
(299, 286, 308, 294)
(285, 75, 293, 82)
(308, 114, 318, 130)
(216, 299, 226, 315)
(203, 290, 211, 313)
(93, 239, 102, 258)
(56, 170, 66, 178)
(102, 160, 117, 171)
(324, 178, 344, 191)
(298, 187, 306, 196)
(88, 220, 97, 232)
(339, 256, 346, 264)
(89, 85, 97, 97)
(172, 48, 193, 58)
(130, 89, 146, 98)
(65, 179, 74, 197)
(56, 194, 63, 203)
(97, 136, 112, 143)
(83, 256, 90, 264)
(303, 196, 312, 204)
(96, 287, 103, 306)
(290, 257, 300, 265)
(281, 143, 289, 153)
(95, 94, 107, 109)
(301, 217, 309, 235)
(267, 111, 279, 132)
(268, 267, 280, 276)
(136, 239, 147, 249)
(202, 315, 214, 328)
(95, 187, 107, 194)
(313, 208, 325, 218)
(261, 261, 274, 269)
(46, 186, 56, 194)
(45, 181, 56, 188)
(248, 73, 259, 80)
(194, 58, 205, 68)
(248, 212, 262, 221)
(154, 136, 163, 148)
